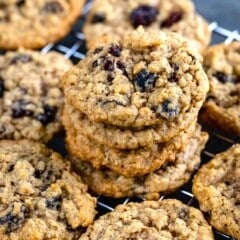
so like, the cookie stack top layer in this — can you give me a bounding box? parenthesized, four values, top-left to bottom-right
(0, 0, 84, 49)
(83, 0, 211, 52)
(62, 27, 209, 132)
(201, 41, 240, 136)
(0, 49, 72, 142)
(0, 140, 97, 239)
(79, 199, 214, 240)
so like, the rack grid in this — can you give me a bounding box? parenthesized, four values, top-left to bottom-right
(42, 2, 239, 240)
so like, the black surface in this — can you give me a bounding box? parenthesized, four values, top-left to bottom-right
(194, 0, 240, 31)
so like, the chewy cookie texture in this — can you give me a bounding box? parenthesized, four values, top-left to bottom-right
(62, 27, 209, 130)
(0, 49, 72, 142)
(193, 144, 240, 240)
(0, 0, 84, 49)
(0, 140, 97, 240)
(79, 199, 214, 240)
(201, 41, 240, 136)
(84, 0, 211, 52)
(69, 126, 208, 200)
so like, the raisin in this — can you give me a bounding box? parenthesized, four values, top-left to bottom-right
(103, 58, 114, 72)
(16, 0, 25, 7)
(36, 105, 57, 125)
(0, 205, 29, 233)
(46, 196, 62, 210)
(156, 100, 180, 119)
(10, 54, 32, 65)
(91, 13, 105, 23)
(213, 71, 232, 83)
(130, 5, 158, 28)
(168, 63, 179, 82)
(93, 47, 103, 54)
(34, 169, 45, 179)
(178, 208, 189, 220)
(107, 74, 114, 82)
(12, 100, 34, 118)
(92, 60, 99, 68)
(116, 60, 128, 77)
(109, 44, 121, 57)
(134, 69, 157, 92)
(0, 77, 4, 98)
(42, 1, 63, 13)
(161, 11, 183, 28)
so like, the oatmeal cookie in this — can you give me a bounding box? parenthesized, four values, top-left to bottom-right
(192, 144, 240, 239)
(79, 199, 214, 240)
(0, 140, 97, 240)
(62, 27, 209, 131)
(69, 127, 208, 200)
(201, 42, 240, 136)
(0, 49, 72, 142)
(0, 0, 84, 49)
(63, 110, 196, 177)
(83, 0, 211, 52)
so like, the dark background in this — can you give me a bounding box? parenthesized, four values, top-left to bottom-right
(194, 0, 240, 32)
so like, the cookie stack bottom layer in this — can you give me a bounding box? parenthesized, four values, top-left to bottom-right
(63, 106, 198, 177)
(68, 125, 208, 200)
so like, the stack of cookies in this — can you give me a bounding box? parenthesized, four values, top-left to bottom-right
(62, 27, 209, 200)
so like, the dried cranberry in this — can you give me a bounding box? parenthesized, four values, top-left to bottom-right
(161, 11, 183, 28)
(103, 58, 114, 71)
(42, 1, 63, 13)
(109, 44, 121, 57)
(0, 77, 4, 97)
(130, 5, 158, 28)
(36, 105, 57, 125)
(91, 13, 106, 23)
(168, 63, 179, 82)
(213, 71, 232, 83)
(134, 69, 157, 92)
(10, 54, 32, 65)
(12, 100, 34, 118)
(116, 60, 128, 77)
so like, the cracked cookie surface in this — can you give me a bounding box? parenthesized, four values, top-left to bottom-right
(69, 126, 208, 200)
(201, 42, 240, 136)
(0, 140, 97, 240)
(79, 199, 214, 240)
(0, 49, 72, 142)
(83, 0, 211, 52)
(62, 28, 209, 132)
(0, 0, 84, 49)
(193, 144, 240, 239)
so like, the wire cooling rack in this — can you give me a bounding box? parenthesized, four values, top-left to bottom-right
(44, 2, 240, 239)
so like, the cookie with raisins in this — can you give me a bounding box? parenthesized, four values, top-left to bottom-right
(62, 28, 209, 135)
(0, 0, 84, 49)
(0, 49, 72, 142)
(83, 0, 211, 52)
(193, 144, 240, 239)
(0, 140, 96, 239)
(79, 199, 214, 240)
(200, 42, 240, 136)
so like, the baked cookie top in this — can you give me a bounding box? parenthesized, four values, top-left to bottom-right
(0, 140, 97, 240)
(69, 127, 208, 200)
(202, 42, 240, 135)
(62, 27, 209, 129)
(0, 0, 84, 49)
(79, 199, 214, 240)
(192, 144, 240, 239)
(83, 0, 211, 52)
(0, 49, 72, 142)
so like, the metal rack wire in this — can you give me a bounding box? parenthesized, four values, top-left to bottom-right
(43, 2, 240, 239)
